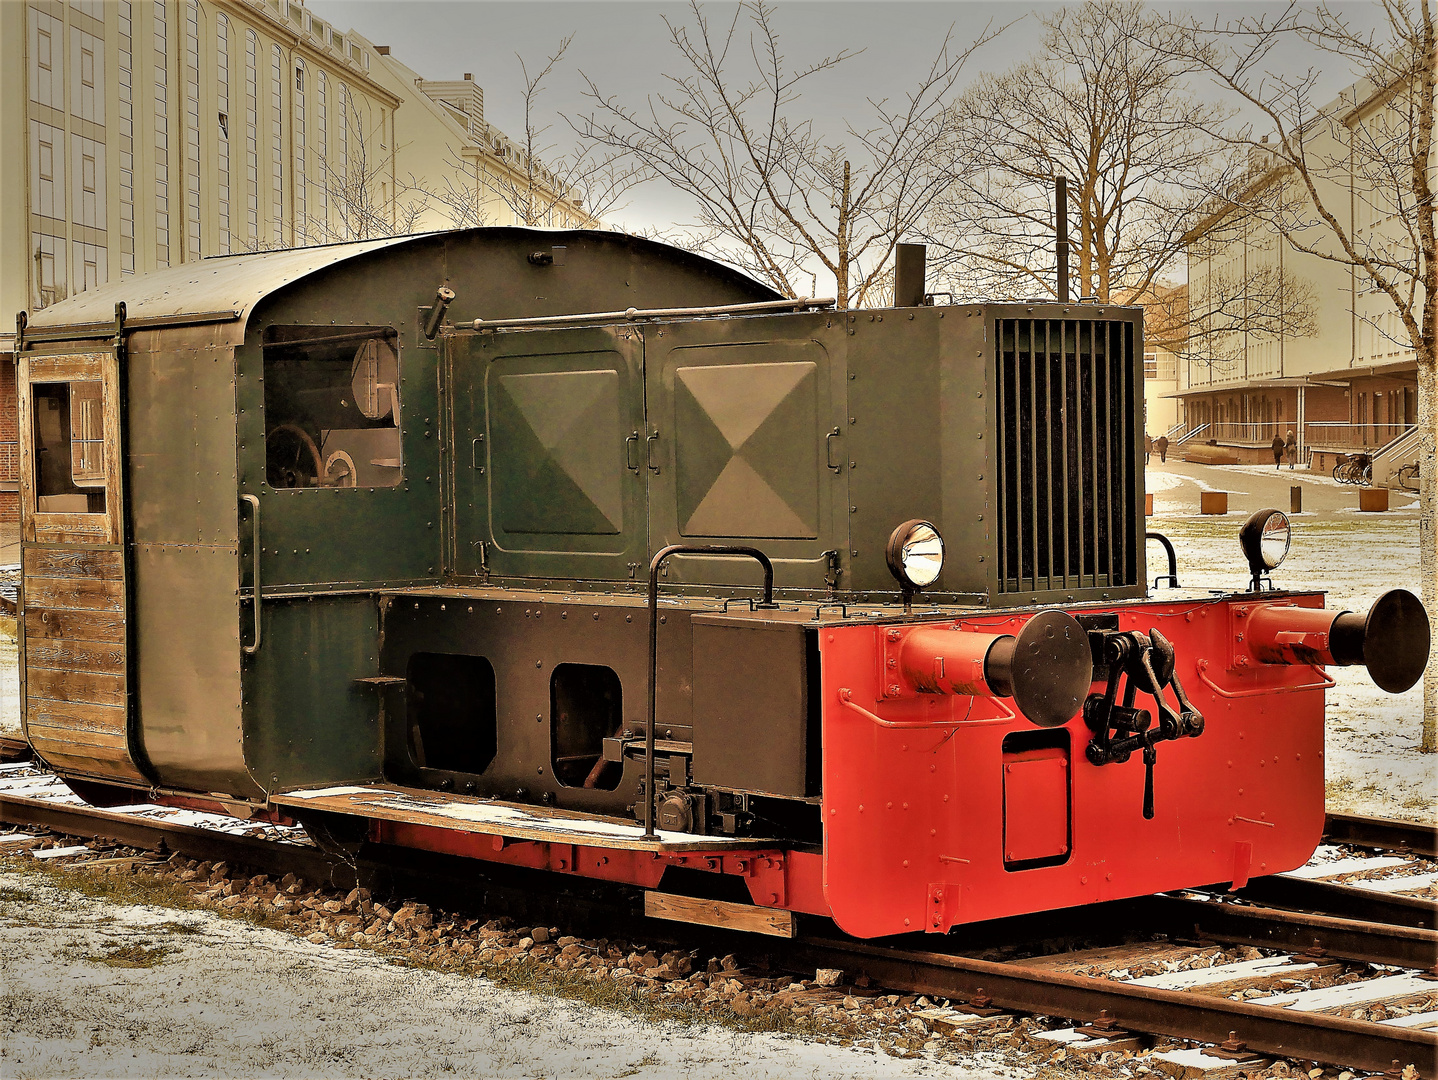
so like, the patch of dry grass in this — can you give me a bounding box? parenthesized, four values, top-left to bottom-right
(86, 942, 172, 968)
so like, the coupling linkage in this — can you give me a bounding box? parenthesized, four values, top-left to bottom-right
(1082, 628, 1204, 820)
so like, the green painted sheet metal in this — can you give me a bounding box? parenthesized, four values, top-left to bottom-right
(243, 596, 382, 792)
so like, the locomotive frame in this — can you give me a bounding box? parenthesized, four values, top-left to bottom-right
(14, 227, 1426, 940)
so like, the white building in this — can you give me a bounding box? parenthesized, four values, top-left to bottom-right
(1178, 72, 1425, 470)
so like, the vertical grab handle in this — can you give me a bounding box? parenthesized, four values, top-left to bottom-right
(825, 427, 843, 473)
(646, 429, 661, 474)
(625, 431, 640, 473)
(241, 494, 261, 655)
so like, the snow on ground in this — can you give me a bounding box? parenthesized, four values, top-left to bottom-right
(1147, 460, 1435, 823)
(0, 869, 1013, 1080)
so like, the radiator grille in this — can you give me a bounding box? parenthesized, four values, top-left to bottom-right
(995, 318, 1138, 596)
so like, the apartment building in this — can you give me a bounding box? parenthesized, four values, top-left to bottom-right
(1177, 71, 1425, 469)
(0, 0, 591, 534)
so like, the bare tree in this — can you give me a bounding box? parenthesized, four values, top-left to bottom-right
(930, 1, 1238, 305)
(574, 1, 1003, 308)
(1177, 0, 1437, 750)
(312, 87, 428, 242)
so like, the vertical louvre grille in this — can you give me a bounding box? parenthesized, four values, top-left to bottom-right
(996, 318, 1137, 596)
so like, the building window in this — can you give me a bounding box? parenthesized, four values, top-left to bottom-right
(293, 59, 306, 238)
(29, 9, 65, 109)
(154, 0, 171, 267)
(118, 1, 135, 273)
(71, 135, 106, 229)
(245, 29, 260, 245)
(184, 0, 203, 261)
(70, 28, 104, 121)
(271, 43, 284, 244)
(217, 15, 231, 253)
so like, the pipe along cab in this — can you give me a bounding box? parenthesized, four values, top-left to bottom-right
(14, 229, 1429, 939)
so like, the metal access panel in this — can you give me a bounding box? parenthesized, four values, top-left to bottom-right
(691, 613, 815, 798)
(645, 313, 848, 594)
(17, 347, 148, 786)
(451, 326, 647, 582)
(1002, 744, 1071, 866)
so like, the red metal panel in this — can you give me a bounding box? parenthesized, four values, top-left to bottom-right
(368, 819, 831, 916)
(819, 596, 1327, 939)
(1002, 748, 1070, 864)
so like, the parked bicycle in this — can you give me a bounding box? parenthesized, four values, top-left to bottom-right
(1332, 453, 1373, 486)
(1395, 461, 1420, 492)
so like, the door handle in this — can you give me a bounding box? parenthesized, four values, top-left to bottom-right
(625, 431, 640, 473)
(825, 427, 843, 473)
(646, 429, 661, 474)
(471, 435, 484, 471)
(240, 494, 261, 655)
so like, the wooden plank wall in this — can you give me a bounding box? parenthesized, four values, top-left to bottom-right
(22, 547, 145, 783)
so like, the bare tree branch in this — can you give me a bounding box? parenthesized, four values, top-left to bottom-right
(573, 0, 1007, 306)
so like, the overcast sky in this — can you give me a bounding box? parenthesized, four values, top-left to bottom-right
(309, 1, 1389, 236)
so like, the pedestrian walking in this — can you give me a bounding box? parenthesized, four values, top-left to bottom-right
(1285, 429, 1297, 469)
(1271, 433, 1285, 469)
(1145, 433, 1153, 464)
(1156, 435, 1169, 463)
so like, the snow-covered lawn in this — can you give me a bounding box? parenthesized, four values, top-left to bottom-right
(0, 868, 1012, 1080)
(1147, 504, 1434, 824)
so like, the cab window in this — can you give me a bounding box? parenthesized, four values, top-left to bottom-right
(262, 325, 402, 489)
(32, 381, 106, 513)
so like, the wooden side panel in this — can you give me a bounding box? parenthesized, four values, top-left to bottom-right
(19, 349, 145, 786)
(22, 543, 141, 782)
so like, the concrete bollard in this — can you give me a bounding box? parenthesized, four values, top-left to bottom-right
(1200, 491, 1229, 515)
(1359, 487, 1389, 512)
(1290, 485, 1302, 514)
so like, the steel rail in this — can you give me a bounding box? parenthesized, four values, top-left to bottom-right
(785, 936, 1437, 1076)
(1325, 812, 1438, 858)
(3, 788, 1435, 1075)
(0, 791, 337, 883)
(1238, 876, 1436, 932)
(1145, 894, 1437, 971)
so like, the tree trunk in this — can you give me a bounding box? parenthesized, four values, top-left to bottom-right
(1419, 346, 1436, 751)
(836, 160, 852, 309)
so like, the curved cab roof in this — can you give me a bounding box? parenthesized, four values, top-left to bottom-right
(25, 228, 778, 333)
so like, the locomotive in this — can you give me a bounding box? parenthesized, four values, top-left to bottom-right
(14, 227, 1429, 939)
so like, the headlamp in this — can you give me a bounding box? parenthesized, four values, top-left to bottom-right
(886, 519, 945, 599)
(1239, 508, 1291, 590)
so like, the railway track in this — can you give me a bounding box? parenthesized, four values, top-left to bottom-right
(1, 761, 1434, 1077)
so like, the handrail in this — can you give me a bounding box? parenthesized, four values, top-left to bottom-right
(241, 495, 261, 655)
(472, 296, 836, 332)
(1145, 531, 1179, 589)
(644, 545, 775, 839)
(1194, 657, 1334, 699)
(1174, 422, 1209, 445)
(837, 687, 1015, 727)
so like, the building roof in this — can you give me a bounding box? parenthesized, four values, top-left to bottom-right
(1163, 376, 1321, 398)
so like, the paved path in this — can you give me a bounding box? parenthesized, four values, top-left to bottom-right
(1146, 458, 1418, 519)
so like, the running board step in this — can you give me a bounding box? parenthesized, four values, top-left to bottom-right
(644, 891, 796, 937)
